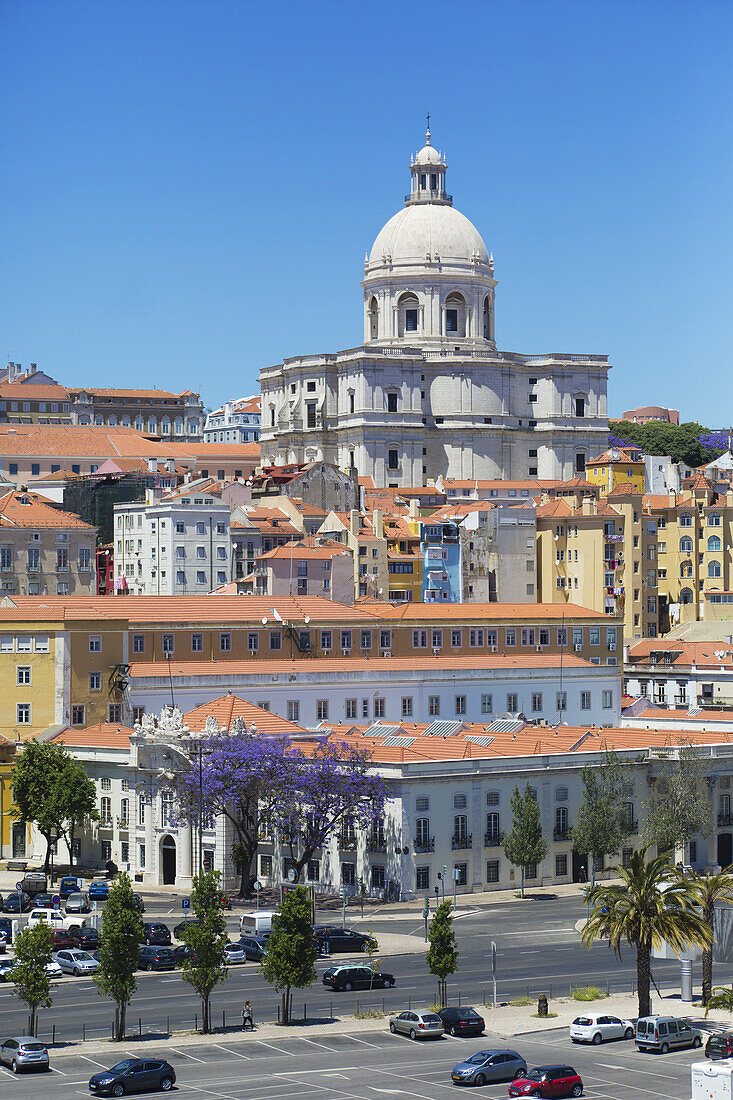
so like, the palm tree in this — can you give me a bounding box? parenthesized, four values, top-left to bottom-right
(705, 986, 733, 1016)
(687, 867, 733, 1006)
(581, 847, 711, 1018)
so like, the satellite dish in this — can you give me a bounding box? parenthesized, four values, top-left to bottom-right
(304, 616, 310, 624)
(261, 617, 268, 625)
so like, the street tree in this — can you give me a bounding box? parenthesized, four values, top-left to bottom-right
(426, 900, 459, 1007)
(363, 931, 380, 1014)
(582, 847, 711, 1018)
(642, 746, 712, 856)
(11, 740, 97, 873)
(687, 867, 733, 1006)
(175, 729, 292, 898)
(10, 923, 55, 1036)
(503, 783, 547, 898)
(260, 885, 317, 1025)
(277, 740, 387, 882)
(571, 751, 633, 885)
(180, 869, 229, 1033)
(94, 872, 145, 1040)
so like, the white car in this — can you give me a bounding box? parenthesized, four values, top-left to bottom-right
(570, 1012, 635, 1044)
(45, 960, 63, 979)
(27, 908, 81, 932)
(53, 949, 99, 976)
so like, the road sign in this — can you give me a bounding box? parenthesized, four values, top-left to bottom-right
(52, 895, 60, 907)
(490, 940, 497, 1009)
(253, 880, 263, 892)
(15, 882, 23, 892)
(181, 898, 191, 911)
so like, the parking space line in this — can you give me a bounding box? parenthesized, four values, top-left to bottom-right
(256, 1040, 298, 1056)
(211, 1043, 251, 1059)
(169, 1046, 207, 1062)
(298, 1036, 340, 1051)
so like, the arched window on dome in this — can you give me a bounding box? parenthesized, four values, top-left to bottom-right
(445, 292, 465, 338)
(369, 297, 379, 341)
(398, 293, 419, 338)
(483, 296, 493, 340)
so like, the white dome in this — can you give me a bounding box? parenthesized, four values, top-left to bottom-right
(368, 202, 490, 270)
(414, 143, 443, 166)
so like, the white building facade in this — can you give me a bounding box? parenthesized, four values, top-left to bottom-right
(204, 396, 261, 444)
(260, 129, 610, 487)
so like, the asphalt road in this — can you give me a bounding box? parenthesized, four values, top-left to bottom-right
(3, 1025, 702, 1099)
(0, 894, 690, 1043)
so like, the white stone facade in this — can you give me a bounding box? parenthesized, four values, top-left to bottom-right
(204, 396, 261, 444)
(260, 130, 610, 487)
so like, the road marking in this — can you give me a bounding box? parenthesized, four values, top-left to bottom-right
(597, 1062, 625, 1069)
(77, 1055, 110, 1068)
(169, 1046, 207, 1063)
(339, 1034, 381, 1047)
(211, 1043, 250, 1059)
(497, 928, 577, 935)
(256, 1039, 298, 1056)
(298, 1036, 340, 1051)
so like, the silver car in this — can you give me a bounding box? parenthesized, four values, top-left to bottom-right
(223, 942, 246, 963)
(53, 949, 99, 976)
(65, 892, 91, 914)
(452, 1049, 527, 1086)
(389, 1010, 444, 1040)
(0, 1036, 49, 1073)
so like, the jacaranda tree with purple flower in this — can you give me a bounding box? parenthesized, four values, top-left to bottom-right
(276, 739, 388, 883)
(175, 730, 292, 898)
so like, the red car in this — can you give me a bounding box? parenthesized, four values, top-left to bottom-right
(52, 929, 76, 948)
(508, 1065, 583, 1098)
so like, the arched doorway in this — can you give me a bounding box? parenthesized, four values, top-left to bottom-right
(160, 835, 177, 885)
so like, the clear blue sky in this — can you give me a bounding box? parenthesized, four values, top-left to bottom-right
(3, 0, 732, 421)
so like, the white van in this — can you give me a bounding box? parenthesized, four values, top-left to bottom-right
(239, 910, 278, 936)
(27, 908, 83, 931)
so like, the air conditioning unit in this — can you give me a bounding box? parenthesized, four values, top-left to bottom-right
(489, 645, 497, 653)
(382, 650, 392, 658)
(536, 645, 544, 652)
(608, 643, 617, 651)
(342, 648, 350, 656)
(574, 644, 583, 652)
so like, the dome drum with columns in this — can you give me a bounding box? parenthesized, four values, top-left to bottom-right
(259, 128, 610, 487)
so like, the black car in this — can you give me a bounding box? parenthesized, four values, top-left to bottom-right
(238, 935, 269, 961)
(32, 894, 56, 910)
(141, 922, 171, 946)
(438, 1005, 486, 1037)
(70, 926, 99, 950)
(172, 944, 193, 966)
(59, 877, 80, 900)
(173, 918, 201, 940)
(138, 946, 176, 971)
(322, 964, 395, 991)
(706, 1032, 733, 1059)
(88, 1057, 176, 1095)
(130, 894, 145, 913)
(3, 892, 31, 914)
(313, 925, 378, 953)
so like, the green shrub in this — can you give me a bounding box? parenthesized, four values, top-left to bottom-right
(508, 996, 532, 1006)
(572, 985, 608, 1001)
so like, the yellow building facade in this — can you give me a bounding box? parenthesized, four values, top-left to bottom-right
(587, 446, 646, 496)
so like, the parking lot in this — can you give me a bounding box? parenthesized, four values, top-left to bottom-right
(2, 1025, 702, 1099)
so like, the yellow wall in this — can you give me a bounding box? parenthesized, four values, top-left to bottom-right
(587, 461, 645, 495)
(0, 622, 62, 738)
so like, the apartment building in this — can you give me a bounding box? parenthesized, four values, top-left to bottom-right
(383, 514, 422, 603)
(432, 499, 537, 603)
(0, 490, 96, 597)
(624, 639, 733, 710)
(249, 537, 354, 603)
(586, 446, 646, 495)
(203, 395, 261, 443)
(319, 510, 390, 600)
(67, 386, 204, 440)
(0, 382, 73, 425)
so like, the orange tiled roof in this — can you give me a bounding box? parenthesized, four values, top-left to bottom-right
(0, 383, 70, 400)
(606, 483, 642, 497)
(627, 639, 733, 668)
(51, 723, 133, 748)
(377, 601, 610, 621)
(66, 387, 198, 400)
(184, 695, 305, 736)
(0, 425, 187, 459)
(0, 490, 94, 529)
(259, 538, 351, 561)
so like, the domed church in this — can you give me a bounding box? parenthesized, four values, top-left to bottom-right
(259, 128, 610, 485)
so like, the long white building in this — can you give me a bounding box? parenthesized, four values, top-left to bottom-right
(260, 127, 610, 486)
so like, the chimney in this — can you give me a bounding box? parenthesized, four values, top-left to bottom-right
(581, 499, 593, 516)
(668, 490, 676, 507)
(373, 508, 384, 539)
(350, 508, 360, 536)
(409, 498, 419, 519)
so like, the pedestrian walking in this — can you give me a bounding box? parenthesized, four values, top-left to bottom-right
(242, 1000, 254, 1030)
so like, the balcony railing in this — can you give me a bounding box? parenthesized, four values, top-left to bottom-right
(339, 837, 357, 851)
(451, 834, 472, 850)
(367, 839, 387, 853)
(553, 827, 571, 841)
(414, 837, 435, 853)
(718, 812, 733, 827)
(484, 831, 504, 848)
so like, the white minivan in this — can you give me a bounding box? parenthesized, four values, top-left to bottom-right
(239, 910, 278, 936)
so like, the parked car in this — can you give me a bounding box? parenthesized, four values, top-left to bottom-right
(28, 907, 82, 931)
(0, 918, 13, 943)
(451, 1048, 527, 1086)
(0, 964, 14, 983)
(88, 879, 110, 901)
(130, 893, 145, 913)
(138, 946, 176, 971)
(173, 944, 194, 966)
(508, 1065, 583, 1097)
(66, 893, 91, 914)
(20, 872, 47, 897)
(59, 876, 81, 899)
(706, 1031, 733, 1059)
(0, 1036, 49, 1073)
(3, 892, 31, 913)
(88, 1057, 175, 1095)
(54, 949, 100, 976)
(570, 1013, 635, 1044)
(223, 942, 246, 964)
(52, 929, 77, 949)
(70, 926, 99, 950)
(173, 918, 201, 940)
(635, 1015, 702, 1054)
(238, 935, 269, 961)
(141, 922, 171, 946)
(438, 1005, 485, 1037)
(389, 1010, 444, 1040)
(313, 925, 377, 953)
(45, 960, 63, 979)
(323, 964, 395, 991)
(32, 893, 56, 909)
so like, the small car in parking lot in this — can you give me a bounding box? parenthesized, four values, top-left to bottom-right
(438, 1005, 485, 1037)
(88, 879, 110, 901)
(451, 1048, 527, 1085)
(141, 922, 171, 946)
(70, 925, 100, 951)
(706, 1031, 733, 1058)
(20, 872, 47, 897)
(323, 964, 395, 991)
(508, 1065, 583, 1097)
(3, 891, 31, 913)
(66, 892, 91, 914)
(223, 942, 246, 963)
(88, 1056, 176, 1094)
(238, 934, 269, 961)
(32, 893, 56, 909)
(0, 918, 12, 943)
(0, 964, 14, 982)
(45, 959, 63, 979)
(635, 1015, 702, 1053)
(313, 925, 377, 953)
(173, 917, 201, 940)
(138, 946, 176, 971)
(54, 949, 100, 976)
(389, 1010, 444, 1040)
(130, 893, 145, 913)
(59, 876, 81, 899)
(0, 1036, 49, 1073)
(570, 1013, 634, 1044)
(52, 928, 77, 949)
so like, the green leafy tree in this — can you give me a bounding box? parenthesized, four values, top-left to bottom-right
(180, 869, 229, 1033)
(705, 986, 733, 1016)
(571, 751, 633, 885)
(11, 740, 97, 873)
(503, 783, 548, 897)
(94, 872, 145, 1040)
(362, 930, 380, 1014)
(687, 867, 733, 1006)
(608, 419, 722, 467)
(10, 923, 55, 1036)
(582, 848, 711, 1018)
(643, 747, 712, 856)
(260, 885, 317, 1025)
(426, 900, 459, 1007)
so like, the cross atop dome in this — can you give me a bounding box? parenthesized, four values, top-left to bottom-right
(408, 121, 450, 205)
